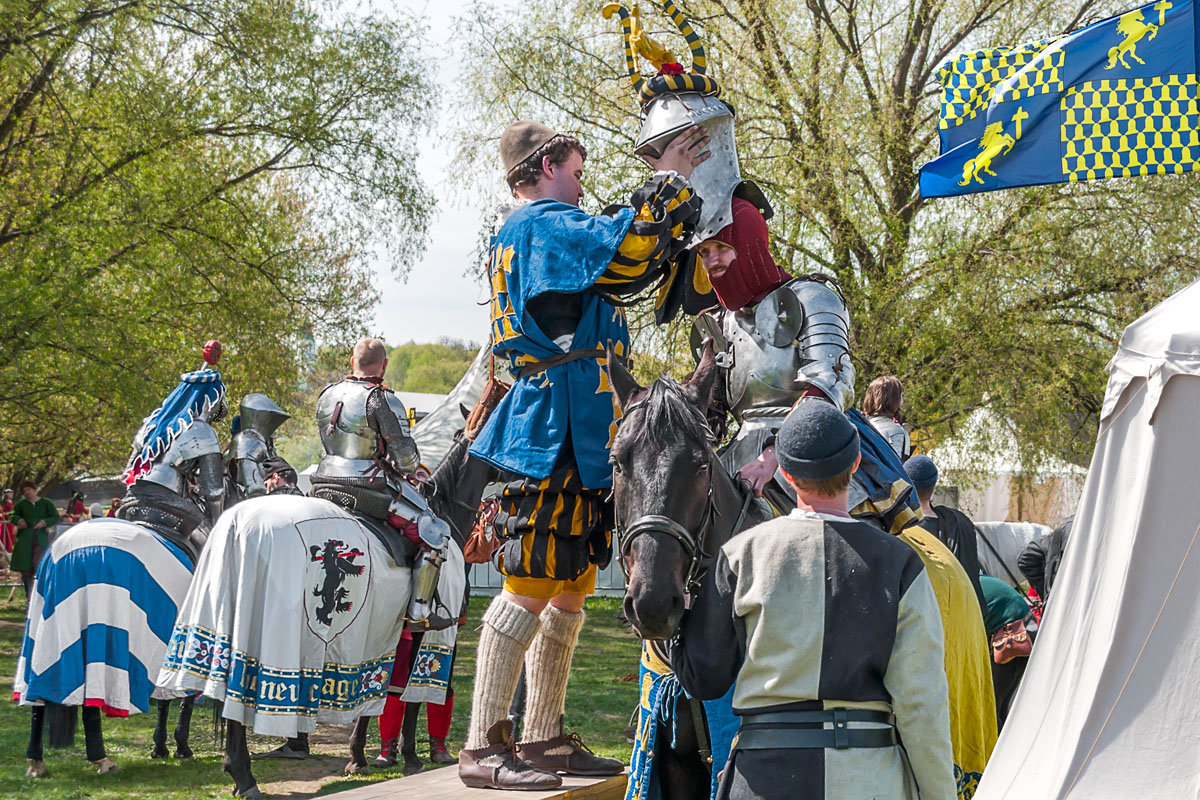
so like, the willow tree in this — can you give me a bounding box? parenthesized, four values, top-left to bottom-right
(0, 1, 433, 484)
(452, 0, 1200, 467)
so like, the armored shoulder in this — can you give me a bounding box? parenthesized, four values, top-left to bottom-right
(172, 422, 222, 461)
(380, 388, 412, 432)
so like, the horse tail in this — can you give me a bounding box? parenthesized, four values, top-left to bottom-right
(602, 3, 646, 96)
(1107, 45, 1119, 68)
(662, 0, 708, 75)
(46, 701, 78, 748)
(213, 698, 226, 748)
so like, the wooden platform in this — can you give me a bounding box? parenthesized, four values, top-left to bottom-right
(331, 767, 628, 800)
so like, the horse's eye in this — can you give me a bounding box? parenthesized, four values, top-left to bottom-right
(698, 462, 710, 472)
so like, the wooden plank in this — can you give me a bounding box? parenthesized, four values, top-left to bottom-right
(329, 766, 627, 800)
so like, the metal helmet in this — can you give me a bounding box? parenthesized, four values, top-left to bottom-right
(609, 1, 772, 246)
(238, 393, 290, 440)
(635, 92, 744, 245)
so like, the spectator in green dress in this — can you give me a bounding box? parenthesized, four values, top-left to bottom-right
(10, 480, 60, 599)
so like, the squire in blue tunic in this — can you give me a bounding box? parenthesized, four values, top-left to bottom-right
(470, 199, 637, 490)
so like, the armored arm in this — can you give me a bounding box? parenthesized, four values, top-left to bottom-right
(195, 451, 225, 525)
(236, 457, 267, 498)
(593, 173, 702, 297)
(369, 388, 420, 475)
(229, 431, 269, 498)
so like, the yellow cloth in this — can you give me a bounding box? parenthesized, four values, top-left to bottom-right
(898, 527, 997, 799)
(502, 564, 597, 600)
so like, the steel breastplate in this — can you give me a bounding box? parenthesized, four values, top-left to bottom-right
(316, 380, 378, 460)
(719, 279, 855, 417)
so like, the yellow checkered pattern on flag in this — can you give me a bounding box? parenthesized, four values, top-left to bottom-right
(1060, 74, 1200, 181)
(939, 37, 1065, 129)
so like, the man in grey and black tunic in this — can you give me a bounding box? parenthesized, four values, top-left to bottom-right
(671, 400, 956, 800)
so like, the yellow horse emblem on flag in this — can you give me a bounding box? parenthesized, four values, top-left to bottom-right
(1106, 9, 1159, 69)
(959, 122, 1017, 185)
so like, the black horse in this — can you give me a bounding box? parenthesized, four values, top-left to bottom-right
(607, 342, 771, 800)
(220, 414, 499, 797)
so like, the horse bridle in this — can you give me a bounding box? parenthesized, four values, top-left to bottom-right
(613, 396, 719, 598)
(617, 486, 716, 597)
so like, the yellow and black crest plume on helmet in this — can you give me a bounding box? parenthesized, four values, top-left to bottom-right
(601, 1, 720, 107)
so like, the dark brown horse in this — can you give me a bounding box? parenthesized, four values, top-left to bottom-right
(607, 341, 771, 800)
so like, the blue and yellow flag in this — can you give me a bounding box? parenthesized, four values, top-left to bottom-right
(920, 0, 1199, 197)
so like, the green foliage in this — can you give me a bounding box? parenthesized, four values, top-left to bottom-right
(0, 1, 434, 486)
(385, 338, 481, 394)
(451, 0, 1200, 468)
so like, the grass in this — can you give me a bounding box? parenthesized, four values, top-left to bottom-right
(0, 594, 642, 799)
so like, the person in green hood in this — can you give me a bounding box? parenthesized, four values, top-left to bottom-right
(10, 480, 59, 599)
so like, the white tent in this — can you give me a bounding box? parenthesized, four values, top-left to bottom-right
(410, 343, 491, 468)
(975, 279, 1200, 799)
(928, 408, 1085, 524)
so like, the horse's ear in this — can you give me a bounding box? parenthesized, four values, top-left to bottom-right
(683, 337, 718, 410)
(606, 340, 643, 410)
(459, 404, 470, 420)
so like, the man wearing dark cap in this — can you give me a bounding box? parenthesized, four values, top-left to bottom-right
(671, 399, 955, 800)
(905, 454, 986, 612)
(461, 119, 710, 789)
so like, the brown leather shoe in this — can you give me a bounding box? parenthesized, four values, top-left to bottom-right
(458, 720, 562, 790)
(517, 731, 624, 776)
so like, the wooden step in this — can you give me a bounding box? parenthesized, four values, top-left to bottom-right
(329, 766, 628, 800)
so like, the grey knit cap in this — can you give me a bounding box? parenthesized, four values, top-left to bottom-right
(776, 398, 860, 481)
(903, 454, 939, 491)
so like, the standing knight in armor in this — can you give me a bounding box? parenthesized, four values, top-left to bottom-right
(227, 393, 291, 500)
(118, 340, 227, 564)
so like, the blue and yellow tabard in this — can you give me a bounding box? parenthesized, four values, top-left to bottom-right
(470, 199, 637, 490)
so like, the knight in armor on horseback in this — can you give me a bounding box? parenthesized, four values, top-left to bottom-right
(227, 393, 291, 501)
(604, 4, 995, 795)
(117, 339, 228, 565)
(309, 338, 428, 563)
(457, 110, 707, 789)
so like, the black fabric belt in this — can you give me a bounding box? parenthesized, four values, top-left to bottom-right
(515, 348, 610, 379)
(311, 482, 393, 519)
(735, 709, 896, 751)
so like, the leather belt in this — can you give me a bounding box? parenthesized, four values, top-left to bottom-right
(735, 709, 896, 751)
(515, 348, 611, 379)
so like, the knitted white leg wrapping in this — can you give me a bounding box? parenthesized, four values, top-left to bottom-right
(465, 598, 541, 750)
(520, 606, 586, 743)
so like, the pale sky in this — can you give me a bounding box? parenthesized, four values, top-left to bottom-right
(369, 1, 509, 348)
